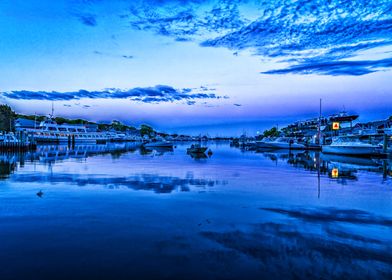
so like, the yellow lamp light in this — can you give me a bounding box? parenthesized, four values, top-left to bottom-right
(331, 168, 339, 178)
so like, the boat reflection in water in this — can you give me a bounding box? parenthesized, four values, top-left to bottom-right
(140, 146, 174, 156)
(36, 143, 141, 163)
(0, 143, 141, 170)
(257, 149, 391, 183)
(1, 144, 390, 184)
(0, 143, 225, 194)
(188, 152, 208, 160)
(1, 143, 392, 279)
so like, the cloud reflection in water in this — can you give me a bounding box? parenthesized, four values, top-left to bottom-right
(9, 172, 224, 194)
(201, 206, 392, 279)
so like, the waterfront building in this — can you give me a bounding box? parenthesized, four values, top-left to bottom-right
(353, 118, 392, 135)
(282, 111, 359, 139)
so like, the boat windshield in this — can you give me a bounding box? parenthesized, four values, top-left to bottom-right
(333, 136, 369, 144)
(274, 137, 293, 143)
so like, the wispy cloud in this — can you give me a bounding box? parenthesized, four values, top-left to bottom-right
(262, 57, 392, 76)
(2, 85, 224, 105)
(93, 51, 134, 60)
(77, 14, 97, 26)
(119, 0, 392, 76)
(127, 1, 247, 41)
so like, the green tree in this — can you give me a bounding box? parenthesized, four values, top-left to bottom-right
(0, 104, 16, 132)
(98, 123, 110, 131)
(263, 127, 280, 138)
(140, 124, 154, 137)
(111, 120, 128, 132)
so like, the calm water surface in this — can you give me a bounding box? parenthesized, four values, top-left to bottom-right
(0, 142, 391, 280)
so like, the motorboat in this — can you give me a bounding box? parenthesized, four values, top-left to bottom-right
(322, 135, 382, 156)
(255, 137, 274, 148)
(257, 137, 305, 150)
(143, 140, 173, 148)
(187, 143, 208, 154)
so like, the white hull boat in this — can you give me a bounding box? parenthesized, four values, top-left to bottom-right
(24, 119, 110, 143)
(258, 138, 305, 150)
(143, 141, 173, 148)
(0, 133, 21, 143)
(322, 136, 381, 156)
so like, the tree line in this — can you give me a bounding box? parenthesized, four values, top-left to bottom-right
(0, 104, 15, 132)
(0, 103, 155, 136)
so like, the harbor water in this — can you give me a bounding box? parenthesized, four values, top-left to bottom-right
(0, 142, 391, 279)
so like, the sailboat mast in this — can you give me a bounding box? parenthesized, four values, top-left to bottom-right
(318, 98, 322, 144)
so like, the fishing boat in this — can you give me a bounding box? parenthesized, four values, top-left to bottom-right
(322, 135, 382, 156)
(258, 137, 305, 150)
(187, 143, 208, 154)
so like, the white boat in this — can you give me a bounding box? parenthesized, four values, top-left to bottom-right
(256, 138, 274, 148)
(322, 135, 382, 156)
(143, 140, 173, 148)
(0, 133, 21, 143)
(24, 119, 110, 143)
(258, 137, 305, 150)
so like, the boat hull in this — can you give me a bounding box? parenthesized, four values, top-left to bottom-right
(322, 145, 380, 156)
(32, 134, 109, 144)
(256, 142, 273, 149)
(262, 143, 305, 150)
(144, 142, 173, 148)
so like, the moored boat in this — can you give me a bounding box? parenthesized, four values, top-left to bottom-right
(187, 143, 208, 154)
(256, 137, 274, 148)
(258, 137, 305, 150)
(23, 118, 110, 143)
(0, 133, 21, 143)
(143, 140, 174, 148)
(322, 135, 382, 156)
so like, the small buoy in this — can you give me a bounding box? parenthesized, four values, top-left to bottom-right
(207, 149, 213, 156)
(36, 190, 44, 198)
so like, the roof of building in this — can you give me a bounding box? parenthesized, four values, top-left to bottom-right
(15, 118, 38, 127)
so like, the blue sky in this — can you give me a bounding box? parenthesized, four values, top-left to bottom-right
(0, 0, 391, 136)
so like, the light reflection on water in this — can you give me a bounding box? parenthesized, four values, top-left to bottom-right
(0, 142, 391, 280)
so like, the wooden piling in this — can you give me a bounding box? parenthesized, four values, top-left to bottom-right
(383, 134, 388, 154)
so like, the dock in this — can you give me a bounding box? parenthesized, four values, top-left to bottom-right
(0, 142, 37, 152)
